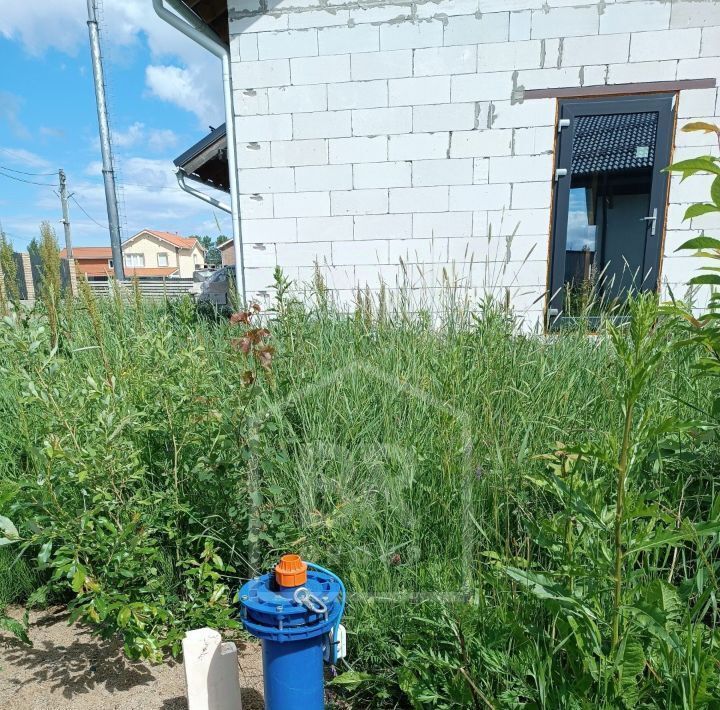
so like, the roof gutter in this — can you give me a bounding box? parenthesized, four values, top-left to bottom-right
(152, 0, 246, 305)
(176, 169, 232, 214)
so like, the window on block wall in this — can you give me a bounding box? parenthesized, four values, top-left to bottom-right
(157, 252, 169, 267)
(125, 253, 145, 268)
(548, 94, 675, 329)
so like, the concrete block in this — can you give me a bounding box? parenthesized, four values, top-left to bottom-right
(240, 193, 273, 219)
(530, 7, 598, 39)
(354, 213, 412, 239)
(516, 67, 579, 91)
(388, 238, 449, 264)
(237, 141, 272, 169)
(319, 25, 380, 55)
(444, 13, 509, 47)
(477, 40, 542, 72)
(240, 167, 295, 193)
(701, 26, 720, 57)
(416, 0, 481, 19)
(450, 129, 514, 158)
(512, 126, 555, 155)
(294, 110, 352, 139)
(280, 241, 333, 267)
(351, 50, 413, 80)
(390, 186, 449, 213)
(451, 72, 514, 102)
(332, 240, 390, 265)
(268, 84, 327, 114)
(274, 191, 331, 217)
(234, 88, 269, 116)
(271, 139, 327, 167)
(230, 13, 288, 35)
(488, 207, 550, 235)
(600, 1, 671, 33)
(413, 103, 477, 132)
(563, 33, 630, 67)
(332, 189, 389, 215)
(328, 80, 388, 110)
(329, 136, 388, 163)
(350, 4, 413, 25)
(677, 57, 720, 80)
(242, 217, 297, 243)
(670, 1, 720, 29)
(231, 33, 259, 62)
(236, 114, 293, 142)
(258, 29, 318, 60)
(472, 210, 489, 237)
(380, 19, 444, 50)
(412, 158, 474, 186)
(234, 59, 290, 88)
(297, 216, 354, 241)
(353, 264, 401, 287)
(354, 161, 412, 188)
(414, 46, 477, 76)
(630, 28, 701, 62)
(182, 628, 242, 710)
(489, 154, 553, 183)
(296, 164, 353, 191)
(352, 107, 412, 136)
(582, 65, 608, 86)
(413, 211, 473, 238)
(511, 181, 552, 209)
(606, 60, 678, 84)
(490, 100, 556, 128)
(473, 158, 489, 183)
(291, 54, 351, 85)
(244, 242, 278, 269)
(449, 183, 511, 211)
(677, 88, 718, 118)
(479, 0, 543, 10)
(388, 132, 449, 160)
(509, 10, 532, 41)
(389, 76, 451, 106)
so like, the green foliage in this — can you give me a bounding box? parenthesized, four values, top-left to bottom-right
(0, 229, 19, 311)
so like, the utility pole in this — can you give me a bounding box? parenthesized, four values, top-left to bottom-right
(86, 0, 124, 280)
(58, 169, 73, 258)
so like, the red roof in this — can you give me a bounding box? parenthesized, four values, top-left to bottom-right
(60, 247, 112, 259)
(125, 230, 203, 250)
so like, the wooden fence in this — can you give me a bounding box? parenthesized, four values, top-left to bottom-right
(86, 278, 194, 299)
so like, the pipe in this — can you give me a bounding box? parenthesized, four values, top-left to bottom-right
(176, 170, 231, 214)
(87, 0, 125, 281)
(152, 0, 246, 304)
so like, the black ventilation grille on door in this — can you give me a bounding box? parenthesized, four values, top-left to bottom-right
(571, 112, 658, 175)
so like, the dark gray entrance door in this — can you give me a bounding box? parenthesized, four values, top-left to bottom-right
(548, 94, 674, 322)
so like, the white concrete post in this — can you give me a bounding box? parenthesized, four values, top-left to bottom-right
(183, 628, 243, 710)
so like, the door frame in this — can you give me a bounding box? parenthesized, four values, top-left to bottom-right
(547, 93, 676, 319)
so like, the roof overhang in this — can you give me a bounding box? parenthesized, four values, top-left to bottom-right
(173, 123, 230, 193)
(177, 0, 229, 45)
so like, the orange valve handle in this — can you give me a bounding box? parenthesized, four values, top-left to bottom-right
(275, 554, 307, 587)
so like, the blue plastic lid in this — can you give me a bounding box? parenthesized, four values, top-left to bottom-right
(238, 569, 342, 643)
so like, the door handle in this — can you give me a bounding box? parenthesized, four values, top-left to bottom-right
(640, 207, 658, 236)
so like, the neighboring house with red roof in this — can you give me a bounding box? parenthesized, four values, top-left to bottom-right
(63, 230, 206, 280)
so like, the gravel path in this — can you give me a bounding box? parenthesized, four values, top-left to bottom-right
(0, 607, 264, 710)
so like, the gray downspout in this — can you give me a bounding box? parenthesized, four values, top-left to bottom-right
(152, 0, 246, 305)
(176, 170, 232, 214)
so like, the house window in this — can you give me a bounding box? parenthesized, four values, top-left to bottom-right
(157, 252, 169, 267)
(125, 253, 145, 268)
(548, 94, 674, 326)
(108, 259, 113, 268)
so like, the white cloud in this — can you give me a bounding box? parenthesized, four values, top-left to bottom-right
(0, 0, 223, 128)
(0, 146, 53, 170)
(147, 128, 179, 152)
(113, 121, 146, 148)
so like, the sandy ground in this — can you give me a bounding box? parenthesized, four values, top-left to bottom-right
(0, 607, 264, 710)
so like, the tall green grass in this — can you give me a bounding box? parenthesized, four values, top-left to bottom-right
(0, 281, 717, 706)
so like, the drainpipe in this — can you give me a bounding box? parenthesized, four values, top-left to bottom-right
(152, 0, 246, 305)
(176, 169, 232, 214)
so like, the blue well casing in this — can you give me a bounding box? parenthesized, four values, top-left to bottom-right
(238, 568, 343, 710)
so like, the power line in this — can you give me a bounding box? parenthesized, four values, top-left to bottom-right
(70, 194, 108, 230)
(0, 165, 58, 177)
(0, 170, 55, 187)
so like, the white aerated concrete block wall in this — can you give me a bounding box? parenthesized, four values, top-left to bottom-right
(229, 0, 720, 325)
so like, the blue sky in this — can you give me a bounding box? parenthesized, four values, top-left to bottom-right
(0, 1, 231, 250)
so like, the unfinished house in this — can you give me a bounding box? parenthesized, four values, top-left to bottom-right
(159, 0, 720, 327)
